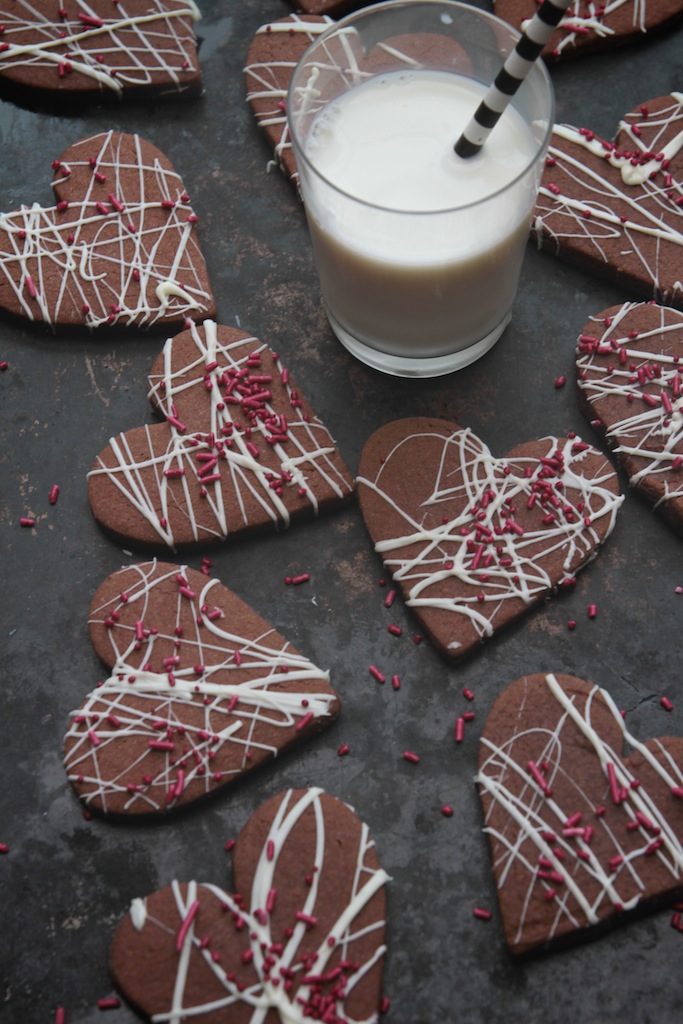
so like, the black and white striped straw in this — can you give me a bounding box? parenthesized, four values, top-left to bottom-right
(454, 0, 572, 159)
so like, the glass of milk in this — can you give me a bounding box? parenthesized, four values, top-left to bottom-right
(287, 0, 554, 377)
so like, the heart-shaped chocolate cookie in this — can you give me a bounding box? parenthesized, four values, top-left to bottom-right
(0, 0, 202, 102)
(533, 95, 683, 309)
(245, 15, 334, 187)
(494, 1, 683, 62)
(576, 301, 683, 537)
(109, 787, 389, 1021)
(357, 418, 623, 662)
(64, 563, 341, 816)
(88, 320, 355, 550)
(245, 15, 472, 188)
(0, 130, 215, 328)
(477, 672, 683, 955)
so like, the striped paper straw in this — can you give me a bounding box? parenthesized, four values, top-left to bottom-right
(454, 0, 572, 158)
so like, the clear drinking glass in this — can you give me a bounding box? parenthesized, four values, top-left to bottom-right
(287, 0, 555, 377)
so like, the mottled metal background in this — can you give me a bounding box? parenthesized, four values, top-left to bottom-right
(1, 2, 682, 1022)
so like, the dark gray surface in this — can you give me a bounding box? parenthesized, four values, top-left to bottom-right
(1, 2, 682, 1022)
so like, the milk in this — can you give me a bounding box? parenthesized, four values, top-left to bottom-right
(300, 70, 540, 366)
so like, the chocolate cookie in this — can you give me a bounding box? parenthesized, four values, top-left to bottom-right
(576, 301, 683, 537)
(0, 130, 215, 328)
(357, 418, 623, 662)
(478, 672, 683, 955)
(0, 0, 203, 103)
(245, 14, 334, 187)
(88, 320, 355, 550)
(64, 563, 341, 816)
(245, 14, 472, 188)
(494, 0, 683, 61)
(533, 94, 683, 308)
(109, 788, 388, 1020)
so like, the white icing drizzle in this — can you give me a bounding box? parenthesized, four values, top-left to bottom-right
(576, 301, 683, 510)
(64, 564, 337, 813)
(477, 673, 683, 947)
(357, 428, 622, 648)
(87, 319, 351, 548)
(0, 129, 212, 327)
(132, 789, 389, 1024)
(534, 95, 683, 304)
(0, 0, 201, 93)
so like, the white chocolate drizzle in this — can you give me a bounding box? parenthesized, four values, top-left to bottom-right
(127, 788, 389, 1023)
(0, 0, 201, 94)
(477, 673, 683, 947)
(64, 563, 338, 814)
(520, 1, 653, 58)
(357, 427, 622, 650)
(87, 320, 352, 548)
(0, 129, 213, 327)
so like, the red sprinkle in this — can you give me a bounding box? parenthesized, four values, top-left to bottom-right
(20, 516, 36, 527)
(49, 484, 60, 505)
(337, 743, 350, 757)
(441, 805, 454, 817)
(96, 998, 121, 1011)
(0, 843, 9, 854)
(403, 751, 420, 764)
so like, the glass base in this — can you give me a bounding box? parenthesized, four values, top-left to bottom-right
(326, 309, 512, 378)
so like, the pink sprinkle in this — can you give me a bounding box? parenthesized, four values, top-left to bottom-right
(54, 1009, 66, 1024)
(224, 838, 236, 852)
(96, 998, 120, 1011)
(0, 843, 9, 854)
(296, 711, 314, 731)
(587, 603, 597, 619)
(527, 759, 552, 797)
(661, 696, 674, 711)
(24, 274, 36, 298)
(48, 484, 59, 505)
(473, 907, 492, 921)
(671, 787, 683, 799)
(176, 900, 200, 950)
(337, 743, 350, 757)
(295, 911, 318, 926)
(19, 517, 35, 528)
(391, 674, 401, 690)
(387, 624, 402, 636)
(441, 805, 454, 818)
(369, 665, 385, 684)
(607, 761, 623, 804)
(454, 717, 465, 743)
(403, 751, 420, 764)
(462, 687, 475, 701)
(384, 589, 396, 608)
(554, 375, 566, 389)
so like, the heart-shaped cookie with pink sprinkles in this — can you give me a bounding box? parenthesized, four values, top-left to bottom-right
(64, 562, 341, 816)
(494, 1, 683, 62)
(576, 301, 683, 537)
(88, 319, 354, 550)
(0, 0, 203, 103)
(109, 787, 388, 1021)
(0, 130, 215, 329)
(478, 672, 683, 955)
(357, 418, 623, 662)
(533, 94, 683, 309)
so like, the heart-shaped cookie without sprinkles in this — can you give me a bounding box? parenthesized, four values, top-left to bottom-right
(493, 0, 683, 62)
(0, 0, 203, 102)
(477, 672, 683, 955)
(87, 320, 355, 550)
(109, 787, 389, 1022)
(533, 94, 683, 308)
(576, 301, 683, 537)
(357, 418, 623, 662)
(64, 562, 341, 816)
(0, 130, 215, 328)
(245, 14, 472, 189)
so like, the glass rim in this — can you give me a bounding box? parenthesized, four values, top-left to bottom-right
(286, 0, 556, 217)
